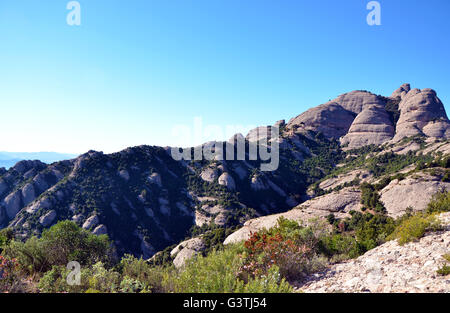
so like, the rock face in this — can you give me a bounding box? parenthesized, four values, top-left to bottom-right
(390, 83, 411, 100)
(331, 90, 386, 114)
(170, 237, 206, 268)
(380, 173, 450, 218)
(224, 188, 361, 245)
(92, 224, 108, 235)
(298, 213, 450, 293)
(200, 167, 218, 183)
(3, 191, 22, 220)
(341, 105, 394, 148)
(82, 215, 99, 230)
(288, 103, 355, 138)
(39, 210, 57, 227)
(393, 88, 450, 142)
(218, 173, 236, 190)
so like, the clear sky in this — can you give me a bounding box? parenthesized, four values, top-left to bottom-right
(0, 0, 449, 154)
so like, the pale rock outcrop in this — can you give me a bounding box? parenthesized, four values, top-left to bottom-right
(21, 183, 36, 206)
(287, 103, 355, 138)
(341, 105, 394, 148)
(224, 188, 360, 245)
(380, 173, 450, 218)
(299, 213, 450, 293)
(148, 172, 162, 187)
(250, 175, 267, 191)
(3, 190, 22, 220)
(194, 210, 212, 227)
(82, 215, 99, 230)
(390, 83, 411, 100)
(218, 172, 236, 190)
(319, 170, 371, 191)
(92, 224, 108, 235)
(200, 167, 218, 183)
(331, 90, 386, 115)
(246, 126, 278, 143)
(170, 237, 206, 268)
(26, 197, 51, 214)
(72, 214, 84, 223)
(393, 88, 450, 142)
(32, 174, 49, 192)
(39, 210, 57, 227)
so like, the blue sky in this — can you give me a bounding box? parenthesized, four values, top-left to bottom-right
(0, 0, 449, 154)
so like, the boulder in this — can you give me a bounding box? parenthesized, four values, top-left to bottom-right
(390, 83, 411, 100)
(21, 183, 36, 206)
(218, 172, 236, 190)
(171, 237, 206, 268)
(82, 215, 99, 230)
(331, 90, 386, 114)
(39, 210, 57, 227)
(200, 167, 218, 183)
(380, 173, 450, 218)
(3, 190, 22, 220)
(341, 105, 394, 148)
(393, 88, 450, 142)
(92, 224, 108, 235)
(287, 103, 355, 138)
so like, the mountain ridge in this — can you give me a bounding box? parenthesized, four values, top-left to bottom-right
(1, 84, 449, 260)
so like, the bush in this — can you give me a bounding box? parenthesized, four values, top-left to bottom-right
(169, 244, 292, 293)
(4, 221, 115, 275)
(0, 255, 23, 292)
(120, 254, 168, 293)
(360, 183, 386, 213)
(40, 221, 115, 267)
(39, 262, 121, 293)
(319, 234, 361, 260)
(426, 190, 450, 214)
(436, 253, 450, 276)
(388, 213, 441, 245)
(436, 265, 450, 276)
(240, 218, 327, 282)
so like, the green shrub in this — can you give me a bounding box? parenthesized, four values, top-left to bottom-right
(120, 254, 168, 293)
(436, 253, 450, 276)
(4, 221, 115, 275)
(388, 213, 441, 245)
(436, 265, 450, 276)
(168, 244, 292, 293)
(319, 234, 361, 260)
(426, 190, 450, 214)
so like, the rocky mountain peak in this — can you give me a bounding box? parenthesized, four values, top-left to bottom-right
(393, 87, 449, 142)
(390, 83, 411, 100)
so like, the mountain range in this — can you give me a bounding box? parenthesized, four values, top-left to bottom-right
(1, 83, 449, 261)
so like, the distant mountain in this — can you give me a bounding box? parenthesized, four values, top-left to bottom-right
(0, 84, 449, 261)
(0, 152, 78, 169)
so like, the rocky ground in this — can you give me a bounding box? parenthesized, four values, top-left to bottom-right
(295, 213, 450, 293)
